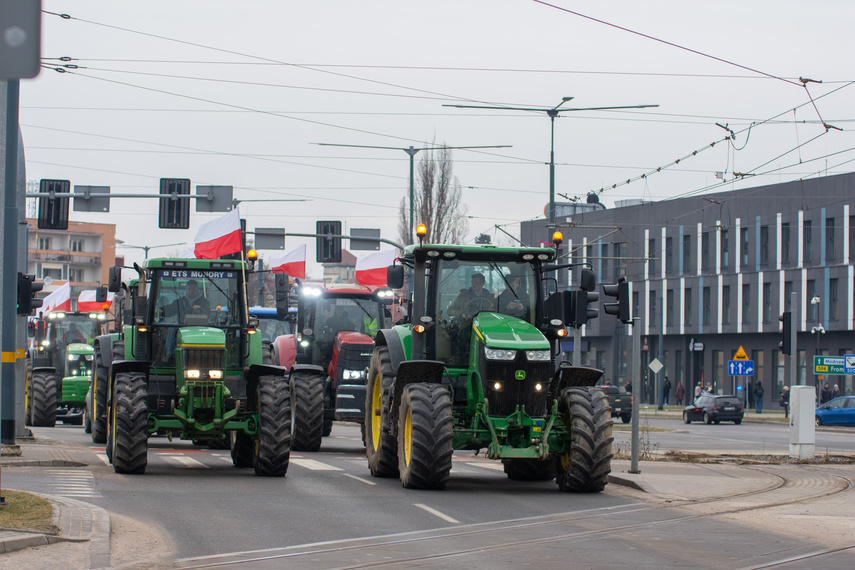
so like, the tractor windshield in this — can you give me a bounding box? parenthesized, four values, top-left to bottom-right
(433, 259, 537, 366)
(311, 296, 382, 365)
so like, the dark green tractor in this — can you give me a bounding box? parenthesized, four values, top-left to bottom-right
(365, 241, 613, 491)
(95, 258, 291, 476)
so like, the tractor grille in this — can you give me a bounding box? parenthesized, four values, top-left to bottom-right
(186, 381, 219, 401)
(478, 348, 551, 417)
(183, 348, 226, 370)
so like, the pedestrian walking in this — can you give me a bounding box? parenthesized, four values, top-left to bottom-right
(624, 380, 632, 393)
(820, 382, 832, 404)
(663, 377, 672, 405)
(675, 380, 685, 406)
(832, 384, 841, 400)
(780, 386, 790, 418)
(694, 382, 702, 400)
(754, 381, 764, 414)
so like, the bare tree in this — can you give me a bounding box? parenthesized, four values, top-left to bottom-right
(398, 145, 468, 245)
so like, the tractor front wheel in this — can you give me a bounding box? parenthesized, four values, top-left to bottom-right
(555, 386, 613, 493)
(290, 372, 324, 452)
(254, 375, 291, 477)
(30, 372, 58, 427)
(112, 372, 149, 474)
(365, 347, 398, 477)
(91, 343, 112, 443)
(503, 458, 556, 481)
(397, 383, 453, 490)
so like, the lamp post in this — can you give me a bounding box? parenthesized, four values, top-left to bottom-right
(443, 98, 659, 232)
(116, 240, 186, 260)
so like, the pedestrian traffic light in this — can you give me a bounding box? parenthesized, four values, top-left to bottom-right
(17, 273, 44, 315)
(573, 290, 599, 326)
(37, 179, 70, 230)
(158, 178, 191, 229)
(602, 277, 630, 323)
(316, 220, 342, 263)
(779, 310, 792, 355)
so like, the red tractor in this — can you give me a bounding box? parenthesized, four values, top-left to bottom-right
(271, 282, 392, 450)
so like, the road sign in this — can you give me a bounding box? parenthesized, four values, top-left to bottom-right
(648, 358, 663, 374)
(728, 360, 754, 376)
(733, 346, 749, 361)
(813, 356, 850, 375)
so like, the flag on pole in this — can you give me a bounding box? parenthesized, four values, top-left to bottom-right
(38, 282, 72, 316)
(194, 207, 242, 259)
(78, 290, 115, 313)
(269, 243, 306, 278)
(355, 249, 396, 286)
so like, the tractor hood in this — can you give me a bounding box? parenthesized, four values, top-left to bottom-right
(66, 343, 95, 355)
(177, 327, 226, 347)
(471, 312, 549, 350)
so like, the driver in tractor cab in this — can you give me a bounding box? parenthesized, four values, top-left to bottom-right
(496, 273, 528, 319)
(161, 279, 211, 324)
(323, 306, 356, 337)
(63, 323, 87, 345)
(447, 272, 494, 320)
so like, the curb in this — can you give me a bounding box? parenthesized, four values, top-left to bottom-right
(0, 460, 87, 468)
(608, 473, 658, 493)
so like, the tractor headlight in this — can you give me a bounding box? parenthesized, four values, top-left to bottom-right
(343, 369, 366, 381)
(208, 370, 223, 379)
(84, 354, 94, 361)
(185, 370, 201, 379)
(68, 354, 79, 361)
(484, 348, 516, 361)
(526, 350, 550, 361)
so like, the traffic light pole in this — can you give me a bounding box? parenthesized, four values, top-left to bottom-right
(630, 316, 641, 474)
(790, 291, 798, 387)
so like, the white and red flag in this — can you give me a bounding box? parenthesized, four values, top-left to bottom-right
(78, 290, 115, 313)
(194, 207, 242, 259)
(269, 244, 306, 279)
(355, 249, 396, 286)
(38, 282, 72, 316)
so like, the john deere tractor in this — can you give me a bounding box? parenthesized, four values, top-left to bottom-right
(93, 258, 292, 476)
(365, 240, 613, 491)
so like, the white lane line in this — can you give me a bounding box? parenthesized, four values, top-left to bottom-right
(290, 458, 344, 471)
(94, 453, 110, 466)
(414, 503, 460, 524)
(342, 473, 377, 486)
(218, 456, 233, 463)
(163, 456, 209, 469)
(464, 461, 505, 472)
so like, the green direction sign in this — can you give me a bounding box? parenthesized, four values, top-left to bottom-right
(813, 356, 848, 375)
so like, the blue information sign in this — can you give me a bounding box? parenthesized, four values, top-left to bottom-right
(728, 360, 754, 376)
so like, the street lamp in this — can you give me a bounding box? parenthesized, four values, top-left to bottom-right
(443, 98, 659, 231)
(116, 240, 187, 260)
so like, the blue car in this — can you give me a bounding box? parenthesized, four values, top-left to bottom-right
(815, 396, 855, 427)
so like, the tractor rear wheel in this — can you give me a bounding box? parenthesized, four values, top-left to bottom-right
(365, 347, 398, 477)
(555, 386, 613, 493)
(230, 431, 254, 468)
(30, 372, 58, 427)
(254, 375, 291, 477)
(397, 383, 453, 490)
(502, 458, 556, 481)
(25, 358, 33, 426)
(112, 372, 148, 474)
(91, 343, 112, 443)
(290, 371, 324, 452)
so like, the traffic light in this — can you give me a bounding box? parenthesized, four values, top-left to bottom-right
(37, 179, 70, 230)
(158, 178, 191, 229)
(316, 220, 342, 263)
(779, 310, 792, 355)
(602, 277, 630, 323)
(17, 273, 44, 315)
(573, 290, 599, 326)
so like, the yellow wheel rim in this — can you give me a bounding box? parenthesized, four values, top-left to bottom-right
(371, 373, 382, 449)
(403, 406, 412, 467)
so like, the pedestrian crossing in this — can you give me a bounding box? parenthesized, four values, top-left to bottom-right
(44, 468, 101, 498)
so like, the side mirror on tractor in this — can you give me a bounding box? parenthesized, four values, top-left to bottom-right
(387, 265, 404, 290)
(96, 285, 109, 303)
(108, 266, 122, 293)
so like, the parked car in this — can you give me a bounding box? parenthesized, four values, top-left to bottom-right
(815, 396, 855, 427)
(683, 394, 744, 425)
(601, 385, 632, 424)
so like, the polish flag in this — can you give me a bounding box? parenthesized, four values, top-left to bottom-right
(38, 282, 72, 316)
(194, 207, 242, 259)
(269, 244, 306, 279)
(355, 249, 397, 286)
(78, 290, 115, 313)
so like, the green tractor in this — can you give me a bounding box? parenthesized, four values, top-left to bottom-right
(365, 239, 613, 491)
(94, 258, 292, 476)
(26, 311, 106, 427)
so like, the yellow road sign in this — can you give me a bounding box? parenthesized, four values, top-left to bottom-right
(734, 346, 749, 361)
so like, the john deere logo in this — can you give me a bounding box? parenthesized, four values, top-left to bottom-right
(515, 370, 526, 380)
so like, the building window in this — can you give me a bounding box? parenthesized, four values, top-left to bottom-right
(752, 350, 765, 396)
(760, 225, 769, 265)
(665, 237, 673, 274)
(666, 288, 674, 327)
(70, 239, 84, 252)
(649, 290, 657, 323)
(712, 350, 725, 391)
(42, 268, 62, 280)
(803, 220, 812, 262)
(684, 287, 693, 325)
(740, 228, 749, 266)
(632, 291, 640, 322)
(763, 282, 772, 323)
(784, 280, 793, 310)
(682, 234, 691, 275)
(781, 223, 790, 264)
(69, 268, 84, 283)
(647, 238, 656, 277)
(702, 286, 711, 325)
(38, 237, 51, 250)
(601, 243, 609, 282)
(830, 278, 839, 321)
(721, 229, 729, 269)
(676, 350, 683, 388)
(615, 242, 627, 278)
(806, 279, 817, 320)
(722, 285, 730, 324)
(773, 350, 785, 396)
(586, 244, 593, 263)
(701, 232, 710, 271)
(850, 215, 855, 262)
(826, 217, 835, 261)
(742, 283, 750, 325)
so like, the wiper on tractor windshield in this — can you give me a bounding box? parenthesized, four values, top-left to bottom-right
(490, 261, 519, 302)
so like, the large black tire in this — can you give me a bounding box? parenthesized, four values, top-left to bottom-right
(231, 431, 254, 468)
(254, 375, 291, 477)
(111, 372, 149, 474)
(91, 343, 112, 443)
(365, 347, 398, 477)
(290, 372, 324, 452)
(555, 386, 613, 493)
(683, 411, 691, 424)
(397, 383, 453, 490)
(24, 357, 33, 427)
(621, 414, 631, 424)
(503, 458, 556, 481)
(323, 417, 334, 437)
(83, 406, 92, 433)
(30, 372, 58, 427)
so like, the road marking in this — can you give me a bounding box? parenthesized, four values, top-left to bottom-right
(45, 469, 101, 498)
(291, 458, 344, 471)
(94, 452, 110, 466)
(342, 473, 377, 486)
(414, 503, 460, 524)
(464, 461, 505, 472)
(163, 456, 209, 469)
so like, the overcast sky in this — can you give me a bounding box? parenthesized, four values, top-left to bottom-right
(21, 1, 855, 276)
